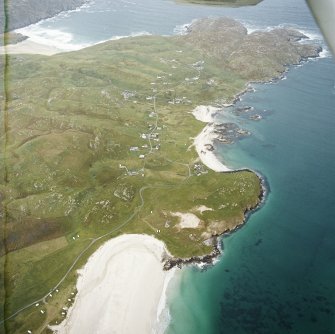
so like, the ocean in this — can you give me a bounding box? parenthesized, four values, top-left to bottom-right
(166, 58, 335, 334)
(17, 0, 335, 333)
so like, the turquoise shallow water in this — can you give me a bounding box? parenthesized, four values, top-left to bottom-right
(167, 58, 335, 333)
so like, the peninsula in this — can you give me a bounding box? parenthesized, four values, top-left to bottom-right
(0, 18, 321, 333)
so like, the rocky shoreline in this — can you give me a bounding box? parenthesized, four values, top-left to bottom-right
(163, 170, 267, 270)
(163, 21, 324, 270)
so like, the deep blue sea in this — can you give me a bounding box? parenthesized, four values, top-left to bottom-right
(19, 0, 335, 333)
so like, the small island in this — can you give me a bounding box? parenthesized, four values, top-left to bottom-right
(0, 18, 321, 332)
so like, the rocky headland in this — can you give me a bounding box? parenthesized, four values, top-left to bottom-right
(181, 18, 322, 81)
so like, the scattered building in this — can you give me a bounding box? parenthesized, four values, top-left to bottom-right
(122, 90, 136, 100)
(193, 163, 208, 176)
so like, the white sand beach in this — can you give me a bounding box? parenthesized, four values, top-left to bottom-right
(192, 105, 232, 172)
(0, 39, 63, 55)
(51, 234, 175, 334)
(192, 105, 220, 123)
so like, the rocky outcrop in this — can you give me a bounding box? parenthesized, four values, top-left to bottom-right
(181, 18, 322, 81)
(163, 239, 221, 270)
(183, 18, 248, 59)
(0, 32, 28, 46)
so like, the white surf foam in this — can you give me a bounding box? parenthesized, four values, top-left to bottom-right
(297, 29, 331, 58)
(12, 0, 97, 51)
(173, 19, 196, 35)
(105, 31, 152, 41)
(319, 48, 331, 58)
(244, 21, 325, 43)
(15, 23, 152, 52)
(93, 31, 152, 47)
(15, 26, 90, 51)
(298, 29, 323, 41)
(154, 268, 178, 334)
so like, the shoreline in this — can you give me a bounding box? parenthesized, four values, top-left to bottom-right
(1, 17, 324, 332)
(0, 32, 153, 56)
(2, 22, 327, 61)
(192, 105, 232, 172)
(50, 234, 177, 334)
(163, 169, 267, 270)
(0, 39, 63, 55)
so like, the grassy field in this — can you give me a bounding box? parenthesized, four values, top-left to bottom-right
(0, 18, 320, 332)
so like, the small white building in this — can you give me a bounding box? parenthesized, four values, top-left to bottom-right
(139, 155, 145, 159)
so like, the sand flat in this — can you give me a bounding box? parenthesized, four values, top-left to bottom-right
(0, 39, 62, 55)
(192, 105, 220, 123)
(192, 105, 231, 172)
(51, 234, 171, 334)
(171, 212, 201, 228)
(194, 123, 231, 172)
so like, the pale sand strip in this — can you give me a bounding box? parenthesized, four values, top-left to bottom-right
(194, 124, 231, 172)
(171, 212, 201, 228)
(192, 105, 232, 172)
(51, 234, 174, 334)
(192, 105, 220, 123)
(0, 39, 63, 55)
(194, 205, 213, 214)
